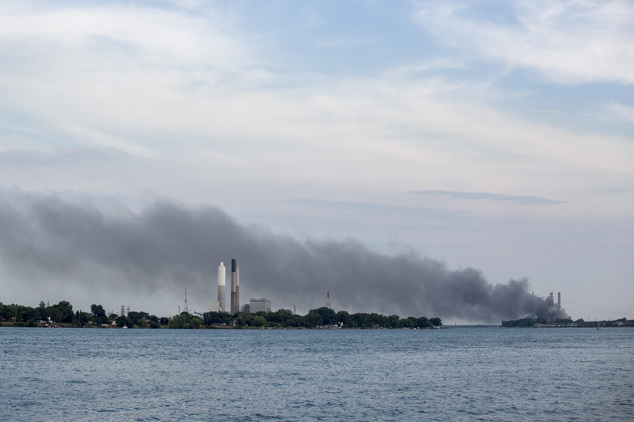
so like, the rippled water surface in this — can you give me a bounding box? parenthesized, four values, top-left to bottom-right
(1, 327, 632, 421)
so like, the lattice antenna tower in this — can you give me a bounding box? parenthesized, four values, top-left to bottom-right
(326, 292, 331, 309)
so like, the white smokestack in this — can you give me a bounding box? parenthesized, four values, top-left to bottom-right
(217, 262, 226, 312)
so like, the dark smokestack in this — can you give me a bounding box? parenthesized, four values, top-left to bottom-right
(231, 258, 238, 314)
(236, 261, 240, 313)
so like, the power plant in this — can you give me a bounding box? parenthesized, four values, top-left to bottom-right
(209, 258, 271, 315)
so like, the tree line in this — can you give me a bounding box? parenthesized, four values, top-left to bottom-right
(501, 316, 632, 328)
(0, 301, 166, 328)
(0, 301, 441, 329)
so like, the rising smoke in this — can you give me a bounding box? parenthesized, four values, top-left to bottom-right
(0, 189, 567, 322)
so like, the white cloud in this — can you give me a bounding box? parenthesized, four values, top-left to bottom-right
(0, 0, 631, 210)
(414, 0, 634, 85)
(603, 103, 634, 123)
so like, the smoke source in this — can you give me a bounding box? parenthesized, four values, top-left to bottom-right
(0, 189, 567, 322)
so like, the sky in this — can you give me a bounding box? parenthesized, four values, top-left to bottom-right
(0, 0, 632, 323)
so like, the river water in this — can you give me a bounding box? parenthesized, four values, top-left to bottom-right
(1, 327, 632, 421)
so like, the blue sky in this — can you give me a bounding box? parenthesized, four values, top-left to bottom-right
(0, 0, 632, 321)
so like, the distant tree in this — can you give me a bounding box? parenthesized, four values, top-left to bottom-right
(48, 308, 62, 324)
(265, 309, 294, 327)
(336, 310, 351, 327)
(252, 315, 268, 327)
(397, 318, 414, 328)
(13, 305, 38, 323)
(309, 307, 337, 325)
(115, 316, 129, 328)
(50, 301, 74, 323)
(75, 311, 91, 326)
(304, 313, 323, 328)
(416, 317, 430, 328)
(242, 313, 254, 327)
(350, 313, 372, 328)
(169, 312, 202, 329)
(189, 316, 203, 329)
(90, 304, 107, 324)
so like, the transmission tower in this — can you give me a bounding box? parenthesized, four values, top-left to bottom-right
(326, 292, 331, 309)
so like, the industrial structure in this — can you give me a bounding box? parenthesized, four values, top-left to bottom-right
(547, 291, 563, 321)
(249, 298, 271, 313)
(207, 258, 274, 315)
(217, 261, 226, 312)
(230, 259, 240, 314)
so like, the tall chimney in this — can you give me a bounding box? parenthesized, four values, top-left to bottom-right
(231, 259, 238, 314)
(236, 261, 240, 313)
(558, 292, 561, 307)
(217, 262, 226, 312)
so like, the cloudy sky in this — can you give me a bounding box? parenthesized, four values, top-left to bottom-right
(0, 0, 632, 322)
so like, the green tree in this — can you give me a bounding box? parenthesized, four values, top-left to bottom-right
(304, 313, 323, 328)
(252, 315, 268, 327)
(115, 316, 129, 328)
(75, 311, 91, 326)
(397, 318, 414, 328)
(308, 307, 337, 325)
(336, 310, 351, 327)
(50, 301, 74, 323)
(386, 315, 400, 328)
(416, 317, 430, 328)
(90, 304, 107, 325)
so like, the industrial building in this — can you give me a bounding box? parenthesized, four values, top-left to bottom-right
(249, 298, 271, 314)
(207, 301, 220, 312)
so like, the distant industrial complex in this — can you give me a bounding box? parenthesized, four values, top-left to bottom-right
(207, 259, 271, 315)
(546, 291, 567, 321)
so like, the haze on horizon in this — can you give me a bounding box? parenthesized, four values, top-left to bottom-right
(0, 1, 632, 322)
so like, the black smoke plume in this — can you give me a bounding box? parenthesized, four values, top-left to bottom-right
(0, 189, 566, 322)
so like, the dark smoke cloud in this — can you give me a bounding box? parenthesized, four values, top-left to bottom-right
(0, 189, 566, 322)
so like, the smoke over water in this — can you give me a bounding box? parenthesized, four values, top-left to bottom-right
(0, 189, 567, 322)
